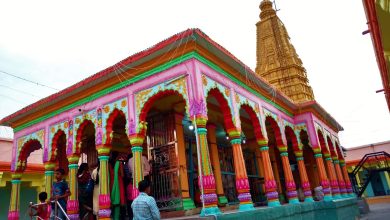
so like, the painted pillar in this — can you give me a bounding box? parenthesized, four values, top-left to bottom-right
(175, 113, 196, 210)
(294, 151, 314, 202)
(207, 124, 228, 206)
(44, 162, 56, 195)
(277, 145, 299, 204)
(228, 129, 255, 211)
(324, 154, 342, 199)
(313, 148, 332, 201)
(340, 160, 355, 197)
(333, 158, 348, 197)
(258, 139, 280, 207)
(129, 132, 146, 199)
(67, 155, 79, 220)
(96, 144, 112, 219)
(8, 173, 22, 220)
(195, 116, 221, 216)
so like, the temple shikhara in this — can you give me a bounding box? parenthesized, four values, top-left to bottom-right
(0, 1, 358, 219)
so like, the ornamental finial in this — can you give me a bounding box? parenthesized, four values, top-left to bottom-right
(260, 0, 276, 20)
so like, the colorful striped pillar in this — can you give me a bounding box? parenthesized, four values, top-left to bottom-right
(278, 146, 299, 204)
(207, 124, 227, 206)
(340, 160, 355, 197)
(97, 155, 111, 219)
(44, 162, 55, 196)
(8, 173, 22, 220)
(228, 129, 255, 211)
(333, 159, 348, 197)
(258, 140, 281, 207)
(294, 151, 314, 202)
(129, 134, 145, 200)
(324, 155, 342, 199)
(195, 116, 221, 216)
(67, 155, 79, 220)
(313, 148, 332, 201)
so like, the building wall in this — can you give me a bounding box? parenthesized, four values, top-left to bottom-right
(0, 138, 43, 164)
(346, 140, 390, 162)
(346, 140, 390, 197)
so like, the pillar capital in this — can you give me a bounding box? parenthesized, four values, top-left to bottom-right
(313, 146, 321, 154)
(294, 150, 303, 157)
(129, 133, 145, 147)
(277, 145, 287, 153)
(227, 128, 241, 139)
(257, 139, 268, 147)
(11, 173, 22, 181)
(97, 144, 112, 156)
(44, 162, 56, 171)
(194, 115, 208, 128)
(67, 155, 80, 165)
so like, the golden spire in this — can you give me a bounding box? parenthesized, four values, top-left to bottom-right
(255, 0, 315, 103)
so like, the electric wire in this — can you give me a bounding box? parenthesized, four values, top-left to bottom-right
(0, 70, 59, 91)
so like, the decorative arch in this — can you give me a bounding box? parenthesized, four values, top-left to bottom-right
(206, 87, 235, 131)
(139, 89, 186, 122)
(317, 130, 329, 155)
(265, 116, 284, 147)
(135, 75, 189, 128)
(17, 139, 42, 172)
(75, 119, 95, 155)
(285, 126, 300, 152)
(239, 104, 265, 141)
(105, 108, 127, 144)
(50, 129, 66, 162)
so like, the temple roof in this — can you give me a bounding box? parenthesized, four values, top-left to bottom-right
(0, 28, 343, 132)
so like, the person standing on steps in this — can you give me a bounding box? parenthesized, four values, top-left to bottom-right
(132, 180, 160, 220)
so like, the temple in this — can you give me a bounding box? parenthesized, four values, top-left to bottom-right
(1, 1, 357, 219)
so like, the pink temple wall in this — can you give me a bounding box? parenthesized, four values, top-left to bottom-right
(13, 58, 341, 163)
(1, 138, 42, 164)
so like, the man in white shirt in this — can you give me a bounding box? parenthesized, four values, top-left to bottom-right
(128, 152, 151, 181)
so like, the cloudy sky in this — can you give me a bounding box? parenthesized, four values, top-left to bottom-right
(0, 0, 389, 148)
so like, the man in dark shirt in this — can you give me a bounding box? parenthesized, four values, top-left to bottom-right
(50, 168, 70, 220)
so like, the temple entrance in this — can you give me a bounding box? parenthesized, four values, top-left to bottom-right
(184, 136, 199, 206)
(78, 120, 98, 169)
(239, 106, 266, 206)
(52, 130, 69, 174)
(147, 112, 181, 210)
(141, 91, 189, 211)
(285, 127, 301, 198)
(219, 144, 239, 204)
(300, 130, 320, 191)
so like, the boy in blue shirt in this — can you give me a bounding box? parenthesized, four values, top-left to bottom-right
(50, 168, 70, 220)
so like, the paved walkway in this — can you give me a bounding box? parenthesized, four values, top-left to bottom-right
(360, 203, 390, 220)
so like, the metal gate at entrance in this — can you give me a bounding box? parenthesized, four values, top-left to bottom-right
(147, 112, 182, 211)
(219, 145, 266, 205)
